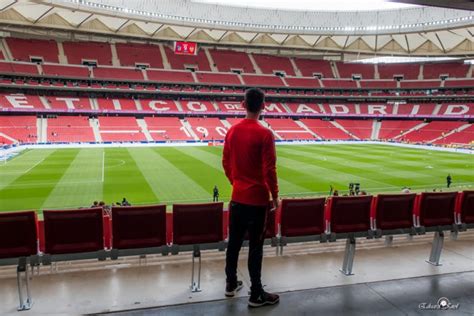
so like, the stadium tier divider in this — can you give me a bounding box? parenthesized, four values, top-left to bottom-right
(0, 191, 473, 310)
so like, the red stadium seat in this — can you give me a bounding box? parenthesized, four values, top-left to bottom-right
(0, 211, 38, 260)
(171, 202, 225, 292)
(372, 194, 416, 232)
(457, 191, 474, 226)
(326, 196, 373, 235)
(111, 205, 168, 258)
(325, 195, 373, 275)
(415, 192, 457, 266)
(416, 192, 457, 228)
(43, 208, 105, 261)
(0, 211, 38, 310)
(277, 198, 327, 254)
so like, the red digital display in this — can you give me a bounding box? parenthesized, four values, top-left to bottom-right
(174, 41, 198, 55)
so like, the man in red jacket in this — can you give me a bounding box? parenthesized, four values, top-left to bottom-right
(222, 88, 280, 308)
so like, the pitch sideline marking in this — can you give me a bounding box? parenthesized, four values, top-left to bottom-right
(22, 158, 45, 175)
(101, 150, 105, 183)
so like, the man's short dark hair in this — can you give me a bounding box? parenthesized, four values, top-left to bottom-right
(244, 88, 265, 113)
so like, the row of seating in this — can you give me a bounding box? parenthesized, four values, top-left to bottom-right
(4, 38, 472, 79)
(0, 191, 473, 310)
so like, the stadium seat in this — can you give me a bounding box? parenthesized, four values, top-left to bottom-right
(371, 194, 417, 242)
(325, 196, 373, 275)
(110, 205, 168, 258)
(171, 202, 225, 292)
(42, 208, 106, 262)
(0, 211, 38, 310)
(456, 191, 474, 228)
(277, 198, 327, 254)
(415, 192, 457, 266)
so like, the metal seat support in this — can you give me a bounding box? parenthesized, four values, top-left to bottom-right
(426, 231, 444, 266)
(340, 235, 356, 276)
(190, 245, 202, 292)
(16, 257, 32, 311)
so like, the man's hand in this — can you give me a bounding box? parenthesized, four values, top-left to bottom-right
(270, 198, 279, 212)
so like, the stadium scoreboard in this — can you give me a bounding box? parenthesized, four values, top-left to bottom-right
(174, 41, 198, 55)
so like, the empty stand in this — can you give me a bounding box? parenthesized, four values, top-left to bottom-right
(336, 63, 374, 79)
(47, 116, 95, 143)
(360, 80, 397, 89)
(42, 64, 90, 78)
(93, 67, 144, 81)
(378, 63, 420, 80)
(116, 43, 163, 68)
(265, 118, 314, 140)
(98, 116, 146, 142)
(241, 74, 284, 87)
(400, 80, 440, 89)
(336, 120, 373, 139)
(300, 119, 352, 140)
(252, 53, 295, 76)
(322, 79, 357, 89)
(164, 46, 210, 71)
(62, 41, 112, 65)
(144, 117, 192, 141)
(378, 120, 423, 140)
(423, 62, 469, 79)
(0, 116, 37, 144)
(147, 69, 195, 83)
(195, 72, 241, 85)
(403, 121, 465, 143)
(46, 96, 92, 110)
(434, 124, 473, 145)
(6, 38, 59, 63)
(209, 49, 254, 73)
(293, 58, 333, 78)
(96, 98, 138, 111)
(186, 117, 228, 140)
(285, 77, 320, 88)
(444, 79, 474, 88)
(0, 62, 38, 75)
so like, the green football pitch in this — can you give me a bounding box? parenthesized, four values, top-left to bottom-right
(0, 144, 472, 213)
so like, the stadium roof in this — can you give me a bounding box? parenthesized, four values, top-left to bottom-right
(0, 0, 473, 57)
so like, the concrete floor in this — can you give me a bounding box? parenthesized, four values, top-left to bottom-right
(0, 232, 473, 315)
(106, 272, 474, 316)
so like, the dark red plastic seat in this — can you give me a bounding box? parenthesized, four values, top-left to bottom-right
(459, 191, 474, 224)
(43, 208, 104, 255)
(112, 205, 167, 250)
(173, 203, 223, 245)
(0, 211, 37, 259)
(373, 194, 416, 230)
(326, 196, 373, 233)
(417, 192, 457, 227)
(280, 198, 326, 237)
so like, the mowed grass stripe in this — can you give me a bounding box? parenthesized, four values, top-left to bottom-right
(278, 146, 431, 186)
(0, 149, 55, 191)
(283, 145, 473, 184)
(128, 147, 208, 203)
(277, 150, 397, 189)
(0, 149, 79, 212)
(41, 148, 104, 210)
(156, 147, 227, 201)
(102, 148, 157, 206)
(199, 146, 311, 195)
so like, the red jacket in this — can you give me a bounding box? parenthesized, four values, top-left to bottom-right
(222, 118, 279, 206)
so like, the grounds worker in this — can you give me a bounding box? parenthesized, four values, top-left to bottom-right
(213, 185, 219, 202)
(447, 174, 452, 188)
(222, 87, 280, 308)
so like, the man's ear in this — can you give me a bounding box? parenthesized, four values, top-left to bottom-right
(241, 100, 247, 109)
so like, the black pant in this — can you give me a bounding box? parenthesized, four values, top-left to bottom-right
(213, 195, 219, 202)
(225, 201, 267, 295)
